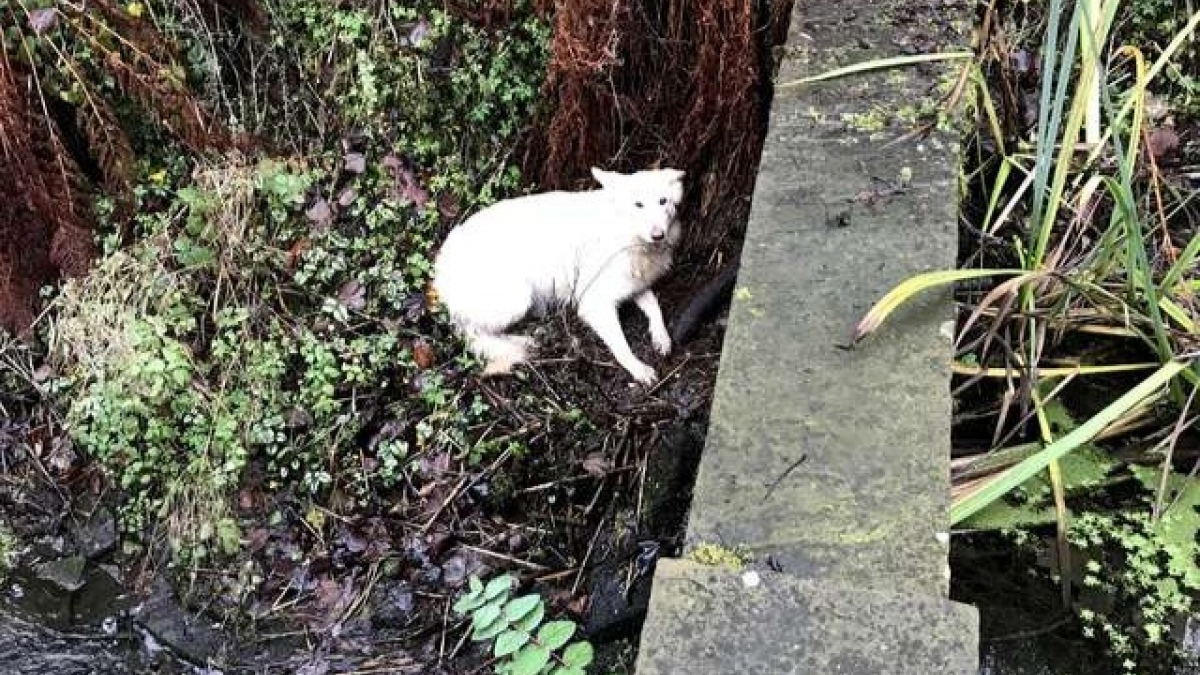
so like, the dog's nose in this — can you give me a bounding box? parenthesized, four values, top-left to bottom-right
(651, 230, 665, 241)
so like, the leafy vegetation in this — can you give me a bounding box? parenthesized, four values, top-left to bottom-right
(453, 573, 606, 675)
(851, 0, 1200, 670)
(28, 0, 547, 563)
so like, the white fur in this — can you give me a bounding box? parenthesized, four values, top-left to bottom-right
(433, 167, 686, 384)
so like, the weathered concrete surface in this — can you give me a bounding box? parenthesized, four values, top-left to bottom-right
(684, 0, 968, 596)
(637, 560, 978, 675)
(634, 0, 979, 672)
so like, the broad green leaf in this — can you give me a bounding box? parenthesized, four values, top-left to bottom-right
(495, 630, 530, 658)
(536, 621, 576, 651)
(484, 574, 515, 601)
(510, 644, 551, 675)
(469, 575, 484, 594)
(513, 601, 545, 633)
(471, 602, 502, 637)
(561, 642, 594, 668)
(473, 612, 509, 642)
(504, 594, 542, 622)
(453, 589, 486, 614)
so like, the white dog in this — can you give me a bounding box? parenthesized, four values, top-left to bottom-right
(433, 167, 685, 384)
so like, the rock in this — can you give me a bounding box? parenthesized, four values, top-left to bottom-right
(132, 578, 229, 665)
(71, 507, 117, 560)
(34, 555, 86, 593)
(369, 580, 416, 627)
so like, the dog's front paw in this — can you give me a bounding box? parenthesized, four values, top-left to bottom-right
(651, 330, 672, 356)
(627, 361, 658, 386)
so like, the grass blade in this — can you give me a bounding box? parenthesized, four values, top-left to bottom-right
(776, 51, 974, 88)
(951, 360, 1188, 524)
(851, 269, 1024, 345)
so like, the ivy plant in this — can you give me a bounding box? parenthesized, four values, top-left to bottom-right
(452, 573, 608, 675)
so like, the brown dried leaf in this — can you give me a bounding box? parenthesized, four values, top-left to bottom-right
(337, 280, 366, 311)
(1148, 127, 1179, 161)
(286, 238, 311, 269)
(412, 339, 435, 369)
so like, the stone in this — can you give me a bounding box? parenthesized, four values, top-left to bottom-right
(636, 560, 978, 675)
(684, 0, 967, 598)
(33, 555, 87, 593)
(133, 577, 228, 665)
(71, 507, 118, 560)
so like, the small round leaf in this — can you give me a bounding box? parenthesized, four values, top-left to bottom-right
(452, 590, 485, 614)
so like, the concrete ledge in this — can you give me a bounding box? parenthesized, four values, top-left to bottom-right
(636, 560, 978, 675)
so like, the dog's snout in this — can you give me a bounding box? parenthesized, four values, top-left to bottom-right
(650, 229, 665, 241)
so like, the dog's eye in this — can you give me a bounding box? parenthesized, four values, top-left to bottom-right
(635, 202, 644, 208)
(659, 198, 667, 206)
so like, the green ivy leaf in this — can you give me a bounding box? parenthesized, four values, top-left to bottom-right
(536, 621, 576, 651)
(494, 630, 531, 658)
(561, 642, 594, 668)
(510, 644, 551, 675)
(504, 594, 541, 621)
(469, 575, 484, 594)
(512, 601, 544, 633)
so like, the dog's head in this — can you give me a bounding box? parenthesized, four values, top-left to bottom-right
(591, 167, 685, 245)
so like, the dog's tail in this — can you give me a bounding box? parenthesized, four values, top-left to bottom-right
(462, 325, 532, 375)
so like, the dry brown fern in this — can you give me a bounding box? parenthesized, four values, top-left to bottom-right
(0, 0, 253, 335)
(525, 0, 794, 256)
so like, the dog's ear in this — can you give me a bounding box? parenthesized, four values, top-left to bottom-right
(591, 167, 617, 189)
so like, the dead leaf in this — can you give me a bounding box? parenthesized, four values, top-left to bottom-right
(437, 192, 462, 219)
(28, 8, 58, 33)
(337, 187, 357, 207)
(237, 487, 261, 511)
(409, 18, 430, 47)
(286, 239, 311, 269)
(337, 280, 367, 311)
(412, 340, 435, 369)
(305, 198, 333, 229)
(246, 527, 270, 553)
(381, 154, 429, 208)
(419, 451, 451, 479)
(1148, 126, 1179, 161)
(286, 407, 314, 429)
(582, 452, 613, 477)
(343, 152, 366, 174)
